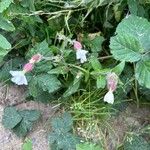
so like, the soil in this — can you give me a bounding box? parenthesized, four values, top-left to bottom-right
(0, 84, 150, 150)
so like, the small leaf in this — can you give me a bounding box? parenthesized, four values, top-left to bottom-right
(96, 75, 106, 89)
(127, 0, 138, 15)
(90, 36, 104, 53)
(2, 107, 22, 129)
(0, 0, 13, 13)
(63, 75, 82, 97)
(22, 138, 32, 150)
(90, 56, 102, 71)
(110, 34, 143, 62)
(0, 34, 11, 49)
(0, 15, 15, 31)
(113, 61, 125, 75)
(48, 66, 69, 75)
(135, 60, 150, 89)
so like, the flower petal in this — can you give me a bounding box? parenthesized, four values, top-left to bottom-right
(104, 90, 114, 104)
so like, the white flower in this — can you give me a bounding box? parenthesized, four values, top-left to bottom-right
(76, 49, 88, 63)
(9, 71, 28, 85)
(104, 90, 114, 104)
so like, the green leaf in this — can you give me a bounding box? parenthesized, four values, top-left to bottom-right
(112, 61, 125, 75)
(36, 74, 61, 93)
(90, 36, 104, 53)
(90, 56, 102, 71)
(63, 75, 82, 97)
(135, 60, 150, 89)
(96, 75, 106, 89)
(110, 34, 143, 62)
(0, 15, 15, 31)
(2, 107, 22, 129)
(22, 138, 32, 150)
(0, 0, 13, 13)
(127, 0, 138, 15)
(124, 135, 150, 150)
(48, 66, 69, 75)
(76, 142, 103, 150)
(0, 34, 11, 49)
(13, 110, 41, 137)
(116, 15, 150, 50)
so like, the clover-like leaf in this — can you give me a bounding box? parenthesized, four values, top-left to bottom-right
(135, 60, 150, 89)
(2, 107, 22, 129)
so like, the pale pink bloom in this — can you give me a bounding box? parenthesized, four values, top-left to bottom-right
(73, 41, 82, 50)
(29, 54, 42, 63)
(9, 71, 28, 85)
(104, 72, 118, 104)
(23, 63, 34, 73)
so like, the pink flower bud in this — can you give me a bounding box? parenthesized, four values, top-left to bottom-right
(106, 72, 118, 92)
(73, 41, 82, 50)
(29, 54, 42, 63)
(23, 63, 34, 73)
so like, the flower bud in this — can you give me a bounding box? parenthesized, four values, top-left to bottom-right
(23, 63, 34, 73)
(73, 41, 82, 50)
(106, 72, 118, 92)
(29, 54, 42, 63)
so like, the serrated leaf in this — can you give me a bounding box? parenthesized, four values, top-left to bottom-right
(0, 0, 13, 13)
(19, 110, 41, 122)
(13, 110, 41, 137)
(135, 60, 150, 89)
(22, 138, 32, 150)
(124, 135, 150, 150)
(116, 15, 150, 50)
(36, 74, 61, 93)
(51, 112, 73, 133)
(0, 34, 11, 49)
(76, 142, 103, 150)
(110, 34, 143, 62)
(2, 107, 22, 129)
(0, 15, 15, 31)
(112, 61, 125, 75)
(96, 75, 106, 89)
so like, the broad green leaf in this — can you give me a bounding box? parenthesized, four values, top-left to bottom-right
(135, 60, 150, 89)
(76, 142, 103, 150)
(48, 66, 69, 75)
(0, 34, 11, 49)
(0, 0, 13, 13)
(112, 61, 125, 75)
(124, 135, 150, 150)
(22, 138, 32, 150)
(0, 15, 15, 31)
(19, 110, 41, 122)
(2, 107, 22, 129)
(96, 75, 106, 89)
(37, 74, 61, 93)
(110, 34, 143, 62)
(116, 15, 150, 50)
(13, 110, 41, 137)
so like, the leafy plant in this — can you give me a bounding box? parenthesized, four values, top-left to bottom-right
(22, 138, 32, 150)
(2, 107, 41, 137)
(48, 112, 80, 150)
